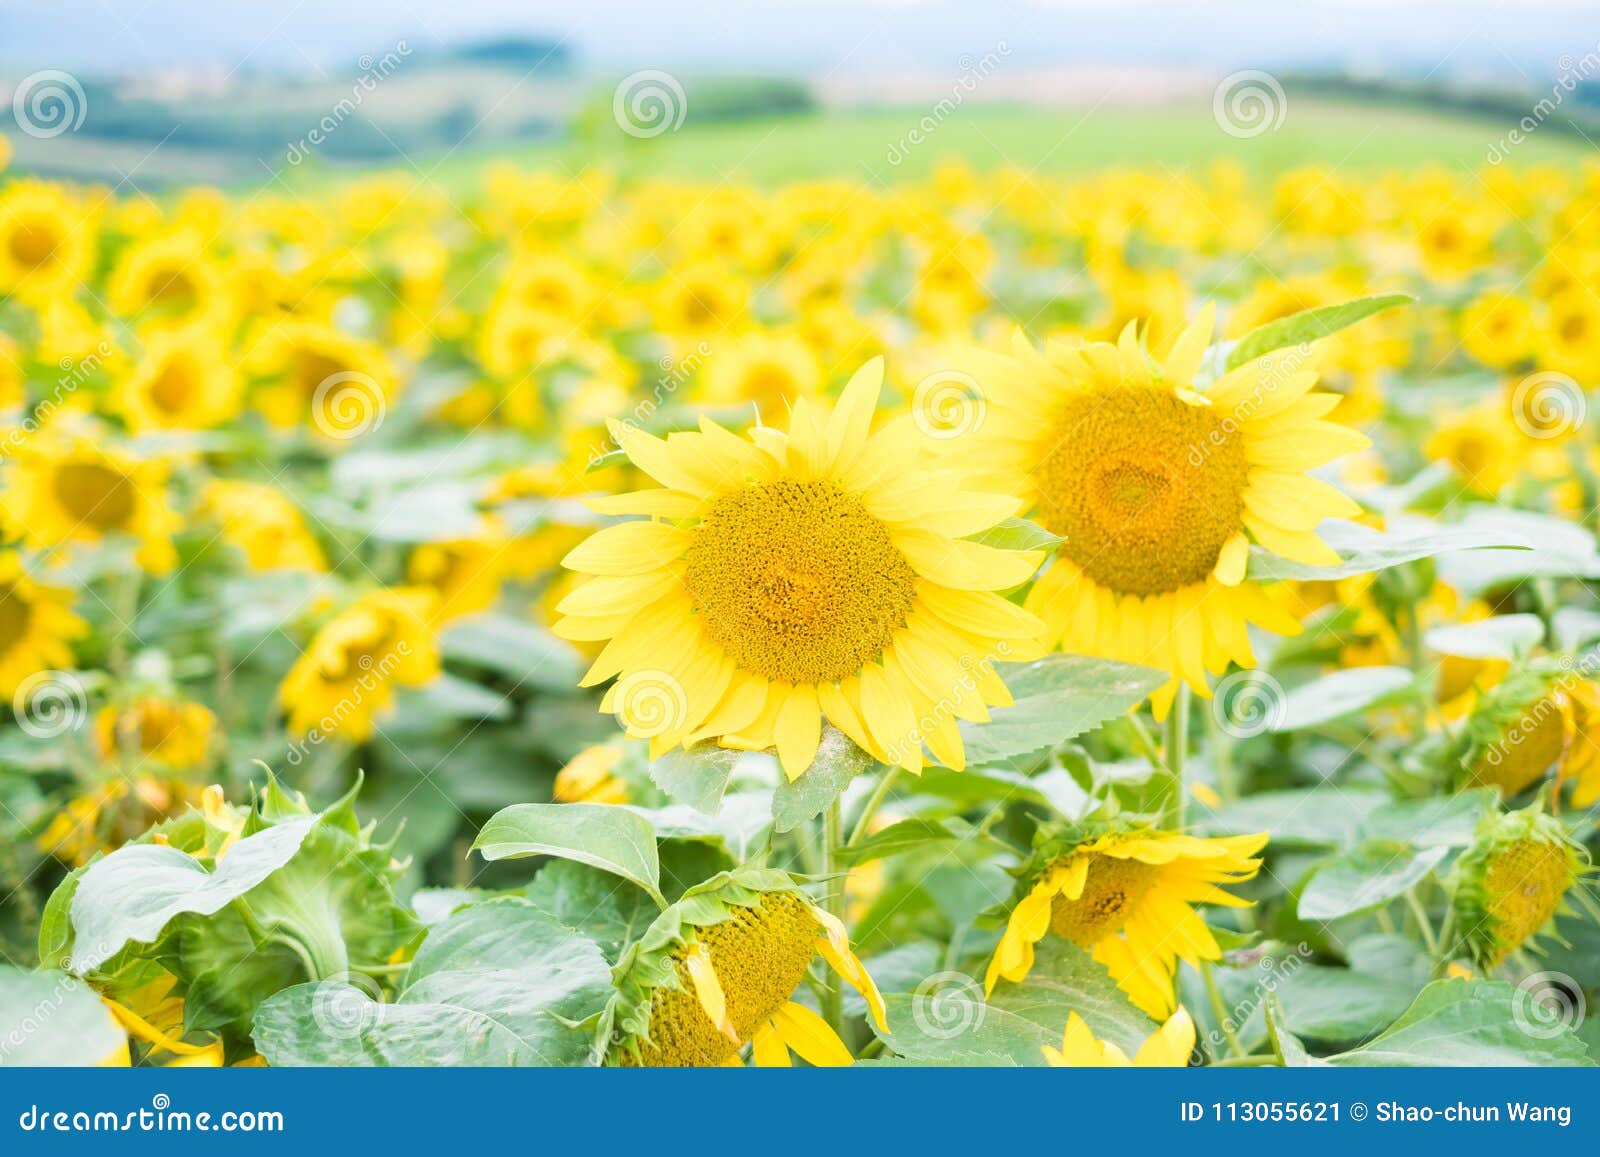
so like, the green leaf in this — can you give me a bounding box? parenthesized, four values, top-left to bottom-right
(839, 817, 974, 866)
(440, 613, 583, 692)
(1224, 293, 1413, 370)
(1297, 842, 1450, 921)
(1273, 666, 1415, 731)
(649, 744, 742, 814)
(523, 861, 658, 960)
(1216, 954, 1415, 1047)
(68, 817, 316, 972)
(586, 448, 627, 473)
(1197, 787, 1390, 847)
(475, 803, 664, 905)
(961, 656, 1167, 766)
(875, 940, 1154, 1066)
(1328, 980, 1594, 1066)
(1434, 507, 1600, 593)
(1248, 520, 1529, 582)
(1358, 790, 1494, 849)
(627, 793, 774, 863)
(1424, 614, 1543, 660)
(0, 966, 126, 1066)
(967, 517, 1062, 553)
(771, 726, 872, 833)
(252, 899, 613, 1066)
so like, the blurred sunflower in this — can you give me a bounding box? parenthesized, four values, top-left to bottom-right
(97, 695, 218, 770)
(0, 551, 86, 699)
(202, 479, 328, 572)
(0, 181, 95, 301)
(1453, 806, 1588, 968)
(114, 326, 242, 433)
(106, 230, 233, 324)
(986, 823, 1266, 1018)
(555, 358, 1044, 777)
(952, 306, 1367, 707)
(553, 742, 629, 804)
(252, 321, 397, 437)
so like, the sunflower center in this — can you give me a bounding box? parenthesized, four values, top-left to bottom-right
(1036, 386, 1249, 597)
(8, 222, 58, 269)
(149, 355, 200, 415)
(627, 892, 819, 1066)
(1483, 838, 1572, 964)
(291, 349, 349, 396)
(51, 462, 137, 532)
(683, 479, 917, 685)
(1471, 695, 1565, 796)
(1048, 854, 1162, 946)
(145, 266, 196, 308)
(0, 583, 33, 655)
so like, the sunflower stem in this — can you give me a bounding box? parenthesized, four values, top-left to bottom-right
(1201, 960, 1245, 1059)
(821, 797, 846, 1035)
(847, 764, 899, 847)
(1163, 685, 1190, 831)
(1404, 887, 1440, 958)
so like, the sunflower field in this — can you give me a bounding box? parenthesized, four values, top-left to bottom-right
(2, 127, 1600, 1071)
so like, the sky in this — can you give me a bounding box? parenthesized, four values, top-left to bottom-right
(0, 0, 1592, 81)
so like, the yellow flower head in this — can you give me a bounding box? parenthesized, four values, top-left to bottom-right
(36, 775, 207, 867)
(1043, 1008, 1195, 1067)
(0, 181, 95, 302)
(113, 325, 242, 433)
(554, 743, 629, 804)
(97, 695, 218, 771)
(2, 427, 180, 573)
(252, 321, 397, 439)
(279, 588, 440, 742)
(106, 230, 233, 325)
(604, 870, 886, 1067)
(202, 479, 328, 573)
(947, 305, 1367, 706)
(987, 824, 1266, 1018)
(0, 551, 85, 700)
(406, 526, 507, 623)
(555, 358, 1045, 779)
(1453, 805, 1587, 969)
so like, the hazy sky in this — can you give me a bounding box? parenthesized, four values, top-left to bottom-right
(0, 0, 1591, 80)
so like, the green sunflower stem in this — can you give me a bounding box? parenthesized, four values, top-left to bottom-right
(847, 764, 899, 847)
(1163, 684, 1190, 832)
(821, 796, 847, 1035)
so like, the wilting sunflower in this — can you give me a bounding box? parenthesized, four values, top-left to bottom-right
(1456, 661, 1594, 800)
(986, 822, 1266, 1018)
(1043, 1008, 1195, 1067)
(603, 869, 885, 1067)
(2, 429, 180, 573)
(36, 774, 208, 867)
(949, 306, 1368, 707)
(553, 742, 630, 804)
(0, 551, 86, 699)
(114, 326, 242, 433)
(554, 358, 1045, 778)
(279, 588, 440, 742)
(1453, 805, 1588, 968)
(97, 695, 218, 770)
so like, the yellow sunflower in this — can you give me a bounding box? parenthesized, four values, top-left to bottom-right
(2, 429, 180, 573)
(553, 742, 630, 804)
(252, 321, 397, 438)
(279, 588, 440, 742)
(696, 330, 822, 420)
(113, 326, 242, 433)
(406, 528, 508, 623)
(949, 306, 1368, 706)
(554, 358, 1045, 778)
(0, 181, 94, 301)
(106, 230, 233, 324)
(97, 695, 218, 770)
(986, 825, 1266, 1018)
(201, 479, 328, 572)
(1043, 1008, 1195, 1067)
(0, 551, 86, 699)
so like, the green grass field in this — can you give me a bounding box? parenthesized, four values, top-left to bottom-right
(391, 97, 1589, 191)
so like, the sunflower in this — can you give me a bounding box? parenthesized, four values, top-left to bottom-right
(201, 479, 328, 572)
(279, 588, 440, 742)
(603, 870, 886, 1067)
(1452, 805, 1588, 968)
(0, 181, 94, 302)
(553, 742, 630, 804)
(986, 823, 1266, 1018)
(1043, 1008, 1195, 1067)
(1425, 402, 1524, 495)
(1456, 661, 1594, 799)
(696, 330, 822, 420)
(554, 358, 1045, 778)
(2, 428, 180, 573)
(252, 321, 397, 438)
(97, 695, 218, 770)
(36, 774, 208, 867)
(406, 528, 507, 623)
(0, 551, 86, 700)
(106, 230, 233, 324)
(949, 306, 1366, 706)
(1460, 290, 1536, 369)
(113, 326, 242, 433)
